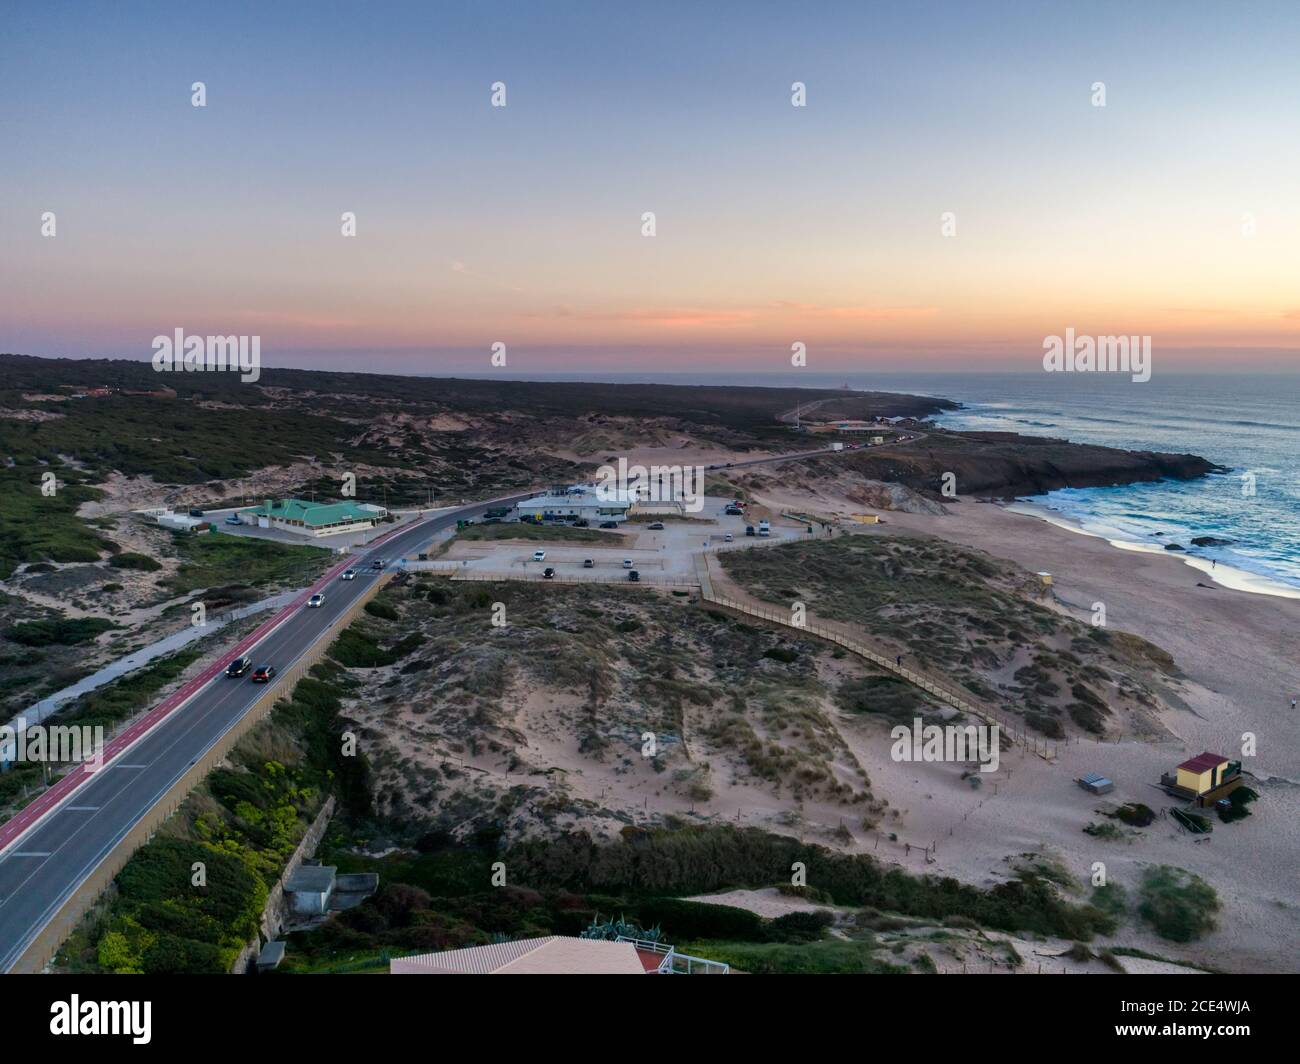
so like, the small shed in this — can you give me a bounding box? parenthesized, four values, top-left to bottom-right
(1078, 772, 1114, 795)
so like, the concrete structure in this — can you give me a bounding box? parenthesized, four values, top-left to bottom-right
(390, 935, 728, 975)
(510, 485, 632, 525)
(236, 498, 388, 537)
(285, 865, 336, 915)
(256, 940, 286, 972)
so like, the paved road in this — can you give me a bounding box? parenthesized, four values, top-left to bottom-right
(0, 494, 531, 971)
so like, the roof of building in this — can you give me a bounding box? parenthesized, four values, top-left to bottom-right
(285, 865, 337, 894)
(1178, 751, 1230, 773)
(390, 935, 646, 975)
(239, 499, 385, 526)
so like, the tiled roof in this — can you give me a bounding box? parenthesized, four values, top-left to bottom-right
(1178, 752, 1229, 773)
(391, 936, 646, 975)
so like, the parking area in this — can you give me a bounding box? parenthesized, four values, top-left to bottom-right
(412, 495, 809, 584)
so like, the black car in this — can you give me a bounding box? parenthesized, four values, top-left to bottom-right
(543, 567, 555, 579)
(573, 519, 590, 528)
(188, 508, 204, 518)
(746, 525, 756, 536)
(251, 665, 276, 683)
(627, 570, 640, 582)
(599, 521, 618, 529)
(225, 656, 251, 677)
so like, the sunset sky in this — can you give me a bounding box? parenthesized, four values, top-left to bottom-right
(3, 0, 1299, 375)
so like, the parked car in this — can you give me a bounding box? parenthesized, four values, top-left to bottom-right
(251, 665, 276, 683)
(745, 525, 756, 536)
(307, 593, 324, 608)
(225, 514, 242, 525)
(599, 521, 618, 529)
(341, 569, 357, 581)
(628, 570, 640, 582)
(543, 567, 555, 579)
(225, 656, 251, 677)
(583, 558, 594, 568)
(188, 508, 204, 518)
(533, 550, 546, 562)
(573, 518, 590, 528)
(648, 521, 664, 530)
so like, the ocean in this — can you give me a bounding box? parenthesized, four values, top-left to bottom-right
(837, 372, 1300, 596)
(514, 369, 1300, 596)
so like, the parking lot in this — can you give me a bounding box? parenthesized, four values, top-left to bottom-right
(404, 495, 809, 584)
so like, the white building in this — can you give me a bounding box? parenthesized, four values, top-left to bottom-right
(510, 485, 633, 525)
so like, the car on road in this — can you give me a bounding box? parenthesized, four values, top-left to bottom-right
(341, 569, 357, 581)
(583, 559, 594, 568)
(628, 570, 640, 582)
(543, 567, 555, 579)
(225, 514, 242, 525)
(647, 521, 664, 530)
(745, 525, 755, 536)
(622, 559, 633, 568)
(251, 665, 276, 683)
(532, 550, 546, 561)
(225, 656, 251, 677)
(724, 533, 733, 542)
(599, 521, 618, 529)
(188, 508, 204, 518)
(307, 593, 324, 608)
(371, 559, 386, 570)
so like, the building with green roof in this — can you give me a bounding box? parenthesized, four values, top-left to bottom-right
(236, 498, 389, 537)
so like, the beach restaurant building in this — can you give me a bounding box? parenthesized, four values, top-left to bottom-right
(235, 498, 388, 537)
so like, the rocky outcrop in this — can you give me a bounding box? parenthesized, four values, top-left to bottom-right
(847, 480, 948, 515)
(808, 430, 1223, 500)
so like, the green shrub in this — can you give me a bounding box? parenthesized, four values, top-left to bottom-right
(109, 552, 161, 572)
(1137, 866, 1220, 942)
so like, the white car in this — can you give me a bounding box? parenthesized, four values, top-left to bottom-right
(724, 533, 734, 542)
(533, 550, 546, 562)
(308, 593, 324, 608)
(622, 559, 633, 568)
(341, 569, 357, 581)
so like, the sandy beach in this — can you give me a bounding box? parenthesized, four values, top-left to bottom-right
(733, 479, 1300, 973)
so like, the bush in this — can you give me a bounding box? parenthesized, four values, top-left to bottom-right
(4, 617, 115, 646)
(1137, 866, 1220, 942)
(109, 552, 161, 572)
(765, 909, 834, 943)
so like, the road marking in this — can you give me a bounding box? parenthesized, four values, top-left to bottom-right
(9, 852, 52, 858)
(63, 806, 100, 812)
(114, 764, 148, 770)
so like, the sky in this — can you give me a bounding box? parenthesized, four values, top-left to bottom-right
(3, 0, 1300, 376)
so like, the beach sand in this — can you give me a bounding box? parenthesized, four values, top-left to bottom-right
(741, 482, 1300, 972)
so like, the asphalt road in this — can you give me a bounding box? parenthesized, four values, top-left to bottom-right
(0, 494, 531, 972)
